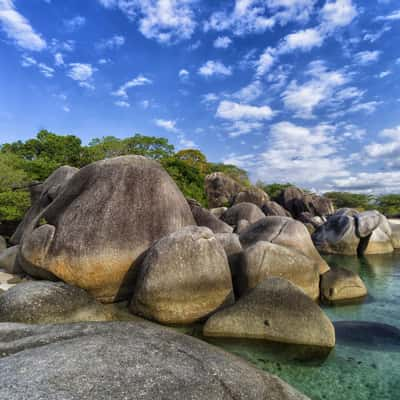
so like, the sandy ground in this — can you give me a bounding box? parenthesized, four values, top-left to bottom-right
(0, 269, 17, 291)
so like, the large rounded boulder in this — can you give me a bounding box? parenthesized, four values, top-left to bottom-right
(19, 156, 195, 303)
(130, 226, 234, 324)
(320, 268, 367, 303)
(233, 186, 270, 208)
(0, 281, 115, 324)
(0, 246, 23, 275)
(204, 277, 335, 353)
(0, 321, 309, 400)
(237, 241, 320, 300)
(240, 217, 330, 274)
(204, 172, 243, 208)
(221, 202, 265, 228)
(363, 214, 394, 255)
(262, 201, 292, 217)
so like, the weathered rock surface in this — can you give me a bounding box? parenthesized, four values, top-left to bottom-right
(130, 226, 234, 324)
(222, 202, 265, 227)
(205, 172, 243, 208)
(390, 222, 400, 249)
(0, 236, 6, 252)
(188, 199, 233, 234)
(11, 166, 79, 245)
(233, 187, 270, 208)
(19, 156, 195, 302)
(363, 214, 394, 255)
(204, 278, 335, 351)
(0, 246, 22, 275)
(320, 268, 367, 303)
(304, 194, 335, 218)
(0, 281, 114, 324)
(240, 217, 330, 274)
(262, 201, 292, 217)
(312, 214, 360, 256)
(355, 211, 381, 238)
(237, 242, 320, 300)
(209, 207, 227, 219)
(0, 321, 309, 400)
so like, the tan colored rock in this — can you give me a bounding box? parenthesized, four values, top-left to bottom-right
(321, 268, 367, 303)
(363, 214, 394, 255)
(240, 217, 330, 274)
(204, 277, 335, 351)
(233, 186, 270, 208)
(130, 226, 234, 324)
(238, 241, 320, 300)
(221, 202, 265, 227)
(19, 156, 195, 303)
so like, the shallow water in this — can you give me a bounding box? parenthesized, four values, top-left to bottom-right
(202, 252, 400, 400)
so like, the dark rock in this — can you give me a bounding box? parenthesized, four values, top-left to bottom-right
(0, 281, 114, 324)
(187, 199, 233, 234)
(205, 172, 243, 208)
(233, 187, 270, 208)
(0, 236, 6, 252)
(0, 321, 309, 400)
(19, 156, 195, 303)
(262, 201, 292, 217)
(130, 226, 234, 324)
(221, 202, 265, 227)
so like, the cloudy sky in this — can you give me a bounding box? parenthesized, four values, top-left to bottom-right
(0, 0, 399, 193)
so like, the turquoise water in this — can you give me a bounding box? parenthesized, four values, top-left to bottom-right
(203, 252, 400, 400)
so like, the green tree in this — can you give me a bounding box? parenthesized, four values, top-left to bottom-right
(175, 149, 208, 173)
(256, 182, 293, 200)
(209, 163, 250, 186)
(324, 192, 375, 211)
(375, 194, 400, 216)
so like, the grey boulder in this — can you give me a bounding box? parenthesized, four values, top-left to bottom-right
(0, 281, 115, 324)
(0, 236, 6, 252)
(320, 268, 367, 303)
(204, 277, 335, 352)
(222, 202, 265, 227)
(262, 201, 292, 217)
(237, 241, 320, 300)
(130, 226, 234, 324)
(0, 246, 23, 275)
(233, 186, 270, 208)
(0, 321, 309, 400)
(240, 217, 330, 274)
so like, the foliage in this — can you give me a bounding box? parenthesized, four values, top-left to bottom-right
(324, 192, 375, 212)
(375, 194, 400, 216)
(256, 182, 293, 200)
(209, 163, 250, 186)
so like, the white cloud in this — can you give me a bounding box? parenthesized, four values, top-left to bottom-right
(0, 0, 46, 51)
(376, 9, 400, 21)
(67, 63, 96, 88)
(99, 0, 197, 44)
(198, 60, 232, 77)
(201, 93, 219, 104)
(255, 47, 275, 76)
(113, 75, 152, 98)
(378, 70, 391, 78)
(216, 100, 274, 121)
(354, 50, 381, 65)
(97, 35, 125, 49)
(21, 54, 54, 78)
(63, 106, 70, 113)
(333, 171, 400, 193)
(280, 28, 324, 52)
(348, 101, 382, 114)
(214, 36, 232, 48)
(282, 61, 348, 118)
(115, 100, 130, 108)
(64, 15, 86, 31)
(54, 52, 64, 66)
(155, 118, 179, 133)
(320, 0, 357, 31)
(225, 120, 264, 137)
(178, 68, 189, 80)
(364, 126, 400, 168)
(233, 80, 263, 102)
(363, 26, 391, 43)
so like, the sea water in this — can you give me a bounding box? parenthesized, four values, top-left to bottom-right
(202, 252, 400, 400)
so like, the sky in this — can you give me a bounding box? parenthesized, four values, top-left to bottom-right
(0, 0, 400, 193)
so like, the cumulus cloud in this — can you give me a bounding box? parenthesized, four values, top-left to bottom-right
(213, 36, 232, 48)
(97, 35, 125, 49)
(98, 0, 197, 44)
(64, 15, 86, 32)
(376, 9, 400, 21)
(21, 54, 54, 78)
(233, 80, 263, 102)
(113, 75, 152, 98)
(54, 52, 64, 66)
(320, 0, 357, 31)
(282, 61, 348, 118)
(0, 0, 46, 51)
(198, 60, 232, 77)
(155, 118, 179, 132)
(115, 100, 130, 108)
(280, 28, 324, 52)
(178, 68, 189, 81)
(354, 50, 381, 65)
(216, 100, 274, 121)
(67, 63, 96, 89)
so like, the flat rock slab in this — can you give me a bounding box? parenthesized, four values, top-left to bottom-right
(0, 321, 309, 400)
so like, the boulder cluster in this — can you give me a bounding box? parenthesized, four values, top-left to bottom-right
(0, 155, 393, 399)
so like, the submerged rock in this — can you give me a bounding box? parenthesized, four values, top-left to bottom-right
(0, 321, 310, 400)
(240, 217, 329, 274)
(19, 156, 195, 303)
(0, 281, 115, 324)
(130, 226, 234, 324)
(320, 268, 367, 303)
(237, 241, 320, 300)
(204, 277, 335, 353)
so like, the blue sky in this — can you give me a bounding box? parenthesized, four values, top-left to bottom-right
(0, 0, 400, 193)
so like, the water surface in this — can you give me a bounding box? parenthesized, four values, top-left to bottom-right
(202, 252, 400, 400)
